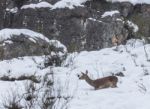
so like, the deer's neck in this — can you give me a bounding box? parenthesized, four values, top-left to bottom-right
(85, 76, 94, 87)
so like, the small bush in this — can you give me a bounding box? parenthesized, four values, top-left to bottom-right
(3, 94, 23, 109)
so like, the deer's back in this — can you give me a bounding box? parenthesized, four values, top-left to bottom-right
(93, 76, 118, 89)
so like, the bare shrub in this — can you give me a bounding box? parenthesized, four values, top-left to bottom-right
(3, 91, 23, 109)
(124, 44, 138, 67)
(40, 70, 55, 109)
(24, 81, 39, 109)
(138, 83, 147, 94)
(2, 68, 72, 109)
(0, 75, 41, 83)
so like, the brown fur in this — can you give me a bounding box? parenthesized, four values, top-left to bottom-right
(111, 35, 123, 46)
(78, 70, 118, 90)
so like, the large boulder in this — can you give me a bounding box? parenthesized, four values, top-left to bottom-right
(0, 29, 67, 61)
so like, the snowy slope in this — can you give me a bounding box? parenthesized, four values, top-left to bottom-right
(53, 39, 150, 109)
(0, 39, 150, 109)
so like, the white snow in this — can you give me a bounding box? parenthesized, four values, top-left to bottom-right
(51, 0, 87, 10)
(6, 7, 18, 13)
(21, 0, 87, 10)
(21, 1, 53, 9)
(0, 28, 50, 43)
(101, 10, 120, 18)
(0, 56, 46, 78)
(0, 39, 150, 109)
(88, 18, 102, 23)
(126, 20, 139, 32)
(49, 40, 67, 53)
(109, 0, 150, 5)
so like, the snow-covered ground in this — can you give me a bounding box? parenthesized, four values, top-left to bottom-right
(0, 39, 150, 109)
(59, 39, 150, 109)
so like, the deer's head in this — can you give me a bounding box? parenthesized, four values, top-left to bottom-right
(78, 70, 89, 80)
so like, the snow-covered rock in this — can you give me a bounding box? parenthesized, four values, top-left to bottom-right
(21, 1, 53, 9)
(0, 28, 67, 60)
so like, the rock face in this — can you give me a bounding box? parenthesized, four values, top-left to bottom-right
(0, 0, 150, 52)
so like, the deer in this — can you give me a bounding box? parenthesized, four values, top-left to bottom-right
(111, 35, 124, 46)
(77, 70, 118, 90)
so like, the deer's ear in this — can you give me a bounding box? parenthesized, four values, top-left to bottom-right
(81, 72, 84, 75)
(86, 70, 88, 74)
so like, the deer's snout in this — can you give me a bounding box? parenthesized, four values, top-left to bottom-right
(77, 74, 82, 79)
